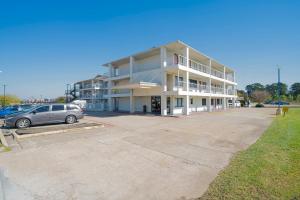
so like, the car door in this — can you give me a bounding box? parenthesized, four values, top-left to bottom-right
(30, 105, 51, 125)
(50, 105, 66, 122)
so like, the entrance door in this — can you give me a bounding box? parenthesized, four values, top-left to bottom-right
(114, 98, 119, 111)
(151, 96, 161, 113)
(167, 97, 171, 114)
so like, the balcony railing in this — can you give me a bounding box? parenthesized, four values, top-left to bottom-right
(111, 89, 130, 95)
(173, 54, 233, 80)
(189, 83, 209, 93)
(211, 69, 224, 79)
(226, 75, 234, 82)
(226, 89, 235, 95)
(211, 86, 224, 94)
(189, 59, 209, 74)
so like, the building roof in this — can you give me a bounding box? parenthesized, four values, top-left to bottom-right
(75, 74, 108, 84)
(102, 40, 234, 72)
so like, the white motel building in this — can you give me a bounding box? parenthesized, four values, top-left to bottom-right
(75, 40, 237, 115)
(101, 40, 237, 115)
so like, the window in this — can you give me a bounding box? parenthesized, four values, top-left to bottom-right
(35, 106, 50, 113)
(190, 98, 193, 105)
(202, 98, 207, 106)
(217, 99, 220, 105)
(176, 98, 183, 107)
(211, 99, 214, 105)
(67, 105, 80, 110)
(52, 105, 65, 111)
(175, 76, 184, 87)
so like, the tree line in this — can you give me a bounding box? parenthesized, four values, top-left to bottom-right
(240, 82, 300, 103)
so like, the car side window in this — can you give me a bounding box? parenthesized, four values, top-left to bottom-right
(52, 105, 65, 111)
(67, 105, 79, 110)
(35, 106, 50, 113)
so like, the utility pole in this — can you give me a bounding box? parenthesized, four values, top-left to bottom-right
(276, 66, 282, 115)
(3, 84, 6, 107)
(66, 84, 70, 103)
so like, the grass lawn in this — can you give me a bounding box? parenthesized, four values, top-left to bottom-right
(199, 108, 300, 200)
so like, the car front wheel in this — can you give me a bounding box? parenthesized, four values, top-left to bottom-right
(16, 118, 31, 129)
(65, 115, 76, 124)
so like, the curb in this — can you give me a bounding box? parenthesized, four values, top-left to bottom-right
(13, 125, 104, 140)
(0, 130, 8, 147)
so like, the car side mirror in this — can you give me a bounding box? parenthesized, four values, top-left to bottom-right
(31, 110, 37, 114)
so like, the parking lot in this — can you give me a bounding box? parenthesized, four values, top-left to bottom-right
(0, 108, 275, 200)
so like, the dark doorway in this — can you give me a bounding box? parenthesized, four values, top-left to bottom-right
(151, 96, 161, 113)
(167, 97, 171, 114)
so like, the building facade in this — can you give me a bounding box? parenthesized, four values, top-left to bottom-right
(74, 75, 108, 111)
(103, 41, 237, 115)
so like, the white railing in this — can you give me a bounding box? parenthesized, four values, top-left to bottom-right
(111, 89, 130, 95)
(173, 54, 226, 79)
(178, 55, 187, 66)
(189, 83, 209, 93)
(189, 59, 209, 74)
(211, 69, 224, 79)
(211, 86, 224, 94)
(226, 89, 236, 95)
(226, 74, 234, 82)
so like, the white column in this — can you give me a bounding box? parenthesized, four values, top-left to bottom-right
(184, 47, 190, 115)
(129, 56, 134, 83)
(108, 63, 113, 111)
(130, 89, 135, 113)
(208, 59, 212, 112)
(161, 47, 167, 116)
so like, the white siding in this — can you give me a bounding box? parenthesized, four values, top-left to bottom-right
(118, 97, 130, 111)
(134, 97, 151, 112)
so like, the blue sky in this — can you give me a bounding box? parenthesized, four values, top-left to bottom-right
(0, 0, 299, 99)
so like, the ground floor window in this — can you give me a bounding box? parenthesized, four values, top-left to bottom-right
(202, 98, 207, 106)
(176, 98, 183, 107)
(190, 98, 193, 105)
(211, 99, 214, 105)
(217, 99, 220, 105)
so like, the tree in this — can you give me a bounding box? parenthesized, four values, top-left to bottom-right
(296, 95, 300, 103)
(55, 96, 66, 103)
(250, 90, 271, 103)
(245, 83, 265, 96)
(237, 90, 248, 100)
(290, 83, 300, 99)
(0, 95, 21, 106)
(265, 82, 288, 99)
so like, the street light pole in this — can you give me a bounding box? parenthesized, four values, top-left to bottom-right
(276, 66, 282, 115)
(3, 84, 6, 107)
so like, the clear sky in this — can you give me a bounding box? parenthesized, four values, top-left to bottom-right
(0, 0, 299, 99)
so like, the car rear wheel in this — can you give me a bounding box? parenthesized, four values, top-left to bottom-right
(16, 118, 31, 129)
(65, 115, 76, 124)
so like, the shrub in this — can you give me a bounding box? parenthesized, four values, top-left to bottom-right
(255, 103, 264, 108)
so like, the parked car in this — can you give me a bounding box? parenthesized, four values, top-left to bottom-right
(273, 101, 290, 105)
(0, 104, 33, 118)
(4, 104, 84, 128)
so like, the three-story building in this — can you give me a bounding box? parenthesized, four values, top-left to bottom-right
(103, 40, 237, 115)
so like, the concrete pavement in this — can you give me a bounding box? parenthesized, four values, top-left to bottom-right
(0, 108, 275, 200)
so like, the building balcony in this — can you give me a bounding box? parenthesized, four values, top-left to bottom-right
(167, 54, 235, 83)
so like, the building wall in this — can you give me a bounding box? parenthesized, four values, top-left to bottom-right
(133, 87, 161, 96)
(133, 54, 160, 73)
(189, 97, 208, 112)
(134, 96, 152, 112)
(118, 97, 130, 111)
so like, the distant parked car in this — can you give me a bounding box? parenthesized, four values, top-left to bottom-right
(273, 101, 290, 105)
(4, 104, 84, 128)
(0, 104, 33, 118)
